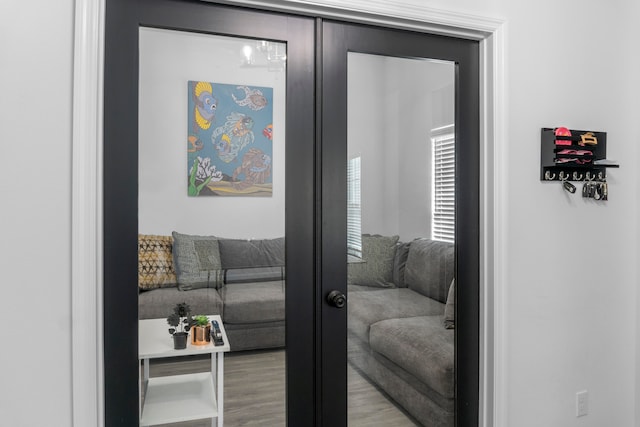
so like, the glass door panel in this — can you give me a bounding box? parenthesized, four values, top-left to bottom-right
(104, 0, 315, 424)
(138, 27, 288, 426)
(320, 19, 479, 427)
(346, 53, 455, 427)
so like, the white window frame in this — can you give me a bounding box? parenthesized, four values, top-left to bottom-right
(347, 155, 362, 259)
(431, 124, 455, 243)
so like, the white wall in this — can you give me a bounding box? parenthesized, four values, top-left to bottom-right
(491, 3, 639, 426)
(0, 0, 74, 425)
(3, 1, 640, 426)
(348, 53, 453, 241)
(393, 59, 453, 241)
(367, 1, 639, 425)
(138, 28, 286, 239)
(348, 53, 396, 235)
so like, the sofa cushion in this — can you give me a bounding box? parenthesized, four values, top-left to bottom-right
(347, 288, 444, 343)
(404, 238, 454, 303)
(444, 278, 455, 329)
(138, 287, 223, 320)
(224, 321, 285, 351)
(348, 234, 399, 288)
(172, 231, 223, 291)
(369, 315, 454, 398)
(138, 234, 177, 290)
(220, 280, 285, 324)
(218, 237, 285, 270)
(347, 284, 388, 294)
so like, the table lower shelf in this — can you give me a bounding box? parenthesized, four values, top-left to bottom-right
(140, 372, 218, 426)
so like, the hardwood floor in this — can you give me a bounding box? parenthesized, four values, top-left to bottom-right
(346, 364, 419, 427)
(147, 349, 418, 426)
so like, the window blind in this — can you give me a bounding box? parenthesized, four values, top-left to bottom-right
(347, 156, 362, 258)
(432, 125, 455, 244)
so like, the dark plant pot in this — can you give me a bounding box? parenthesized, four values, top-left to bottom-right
(173, 332, 188, 349)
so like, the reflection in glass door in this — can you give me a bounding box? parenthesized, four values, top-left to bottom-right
(105, 2, 477, 423)
(346, 53, 455, 427)
(104, 1, 316, 424)
(321, 19, 479, 427)
(138, 28, 287, 426)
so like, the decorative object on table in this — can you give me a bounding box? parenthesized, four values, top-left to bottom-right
(187, 80, 274, 197)
(540, 127, 618, 200)
(189, 315, 212, 346)
(167, 302, 192, 349)
(211, 320, 224, 346)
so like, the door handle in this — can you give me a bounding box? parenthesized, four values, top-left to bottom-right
(326, 290, 346, 308)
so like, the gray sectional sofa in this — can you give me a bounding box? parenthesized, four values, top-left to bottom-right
(138, 232, 286, 351)
(347, 235, 455, 427)
(138, 232, 455, 426)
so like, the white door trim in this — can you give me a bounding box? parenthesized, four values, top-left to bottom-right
(71, 1, 507, 425)
(71, 0, 105, 426)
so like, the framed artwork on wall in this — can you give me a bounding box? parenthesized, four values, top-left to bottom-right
(188, 80, 274, 197)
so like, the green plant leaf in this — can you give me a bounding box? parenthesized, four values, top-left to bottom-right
(193, 315, 209, 326)
(188, 158, 201, 196)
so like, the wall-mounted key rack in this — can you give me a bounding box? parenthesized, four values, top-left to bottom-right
(540, 127, 619, 182)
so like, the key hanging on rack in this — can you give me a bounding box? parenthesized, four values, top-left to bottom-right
(560, 171, 576, 193)
(562, 179, 576, 194)
(581, 178, 608, 201)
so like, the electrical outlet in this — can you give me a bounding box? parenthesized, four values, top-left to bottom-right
(576, 390, 588, 417)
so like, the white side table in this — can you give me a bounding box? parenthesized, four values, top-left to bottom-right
(139, 314, 230, 426)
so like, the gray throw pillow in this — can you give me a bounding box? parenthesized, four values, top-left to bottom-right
(392, 241, 410, 287)
(444, 278, 455, 329)
(172, 231, 223, 291)
(404, 238, 454, 303)
(218, 237, 284, 269)
(348, 234, 399, 287)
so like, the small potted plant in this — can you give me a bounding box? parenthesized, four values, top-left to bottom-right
(167, 302, 192, 349)
(189, 314, 211, 346)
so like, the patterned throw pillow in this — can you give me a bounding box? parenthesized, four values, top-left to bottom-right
(138, 234, 177, 290)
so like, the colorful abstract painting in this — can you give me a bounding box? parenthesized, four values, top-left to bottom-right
(187, 80, 274, 196)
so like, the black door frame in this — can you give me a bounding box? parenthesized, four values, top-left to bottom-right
(103, 0, 315, 424)
(320, 20, 480, 426)
(104, 1, 480, 425)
